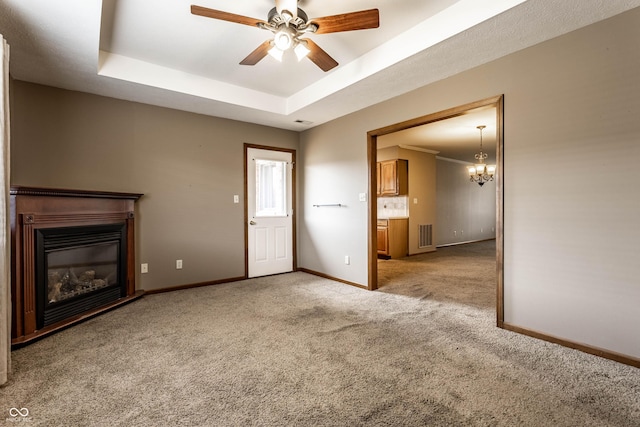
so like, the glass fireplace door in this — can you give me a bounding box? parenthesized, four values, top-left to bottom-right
(36, 223, 127, 328)
(46, 242, 118, 304)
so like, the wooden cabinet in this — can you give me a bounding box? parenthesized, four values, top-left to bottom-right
(377, 218, 408, 258)
(376, 162, 381, 196)
(377, 222, 388, 254)
(377, 159, 408, 196)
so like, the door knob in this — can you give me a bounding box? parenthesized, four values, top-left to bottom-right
(249, 220, 256, 225)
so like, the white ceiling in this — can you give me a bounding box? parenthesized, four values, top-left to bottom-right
(1, 0, 639, 131)
(378, 106, 497, 162)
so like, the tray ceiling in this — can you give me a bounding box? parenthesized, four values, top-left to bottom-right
(1, 0, 639, 130)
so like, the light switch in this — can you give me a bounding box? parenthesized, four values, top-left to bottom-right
(413, 198, 418, 204)
(359, 192, 367, 202)
(233, 195, 239, 204)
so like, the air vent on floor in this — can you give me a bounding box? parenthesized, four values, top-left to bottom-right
(419, 224, 433, 248)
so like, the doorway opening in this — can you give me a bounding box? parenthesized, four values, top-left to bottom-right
(367, 95, 504, 324)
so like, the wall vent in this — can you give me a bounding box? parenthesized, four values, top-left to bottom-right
(418, 224, 433, 248)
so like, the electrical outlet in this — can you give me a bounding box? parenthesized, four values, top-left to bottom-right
(344, 255, 350, 265)
(176, 259, 183, 269)
(358, 192, 367, 202)
(413, 198, 418, 204)
(141, 263, 148, 274)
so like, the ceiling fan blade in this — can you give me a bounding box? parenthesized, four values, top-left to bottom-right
(311, 9, 379, 34)
(304, 39, 338, 72)
(191, 5, 265, 28)
(240, 40, 273, 66)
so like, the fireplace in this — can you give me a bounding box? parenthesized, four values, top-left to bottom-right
(36, 223, 127, 329)
(11, 186, 143, 346)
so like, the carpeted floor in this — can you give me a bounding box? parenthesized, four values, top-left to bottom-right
(377, 240, 497, 309)
(1, 241, 639, 426)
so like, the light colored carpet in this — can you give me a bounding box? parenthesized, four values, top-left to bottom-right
(1, 241, 639, 426)
(377, 240, 498, 309)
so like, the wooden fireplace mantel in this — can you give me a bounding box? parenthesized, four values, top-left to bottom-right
(10, 186, 144, 200)
(10, 186, 144, 346)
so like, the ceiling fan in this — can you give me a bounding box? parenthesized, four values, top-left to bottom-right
(191, 0, 379, 72)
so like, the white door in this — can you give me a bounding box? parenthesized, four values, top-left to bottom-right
(247, 147, 294, 278)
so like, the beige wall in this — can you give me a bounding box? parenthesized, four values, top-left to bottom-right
(378, 146, 437, 254)
(400, 148, 436, 254)
(10, 82, 298, 291)
(436, 158, 496, 246)
(300, 8, 640, 359)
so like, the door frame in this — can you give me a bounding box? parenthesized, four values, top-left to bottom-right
(366, 95, 505, 326)
(244, 143, 297, 278)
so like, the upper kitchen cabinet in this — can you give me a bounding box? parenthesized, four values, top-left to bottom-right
(378, 159, 408, 196)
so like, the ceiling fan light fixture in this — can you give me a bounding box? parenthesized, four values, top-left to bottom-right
(294, 41, 310, 61)
(274, 29, 293, 50)
(268, 45, 284, 62)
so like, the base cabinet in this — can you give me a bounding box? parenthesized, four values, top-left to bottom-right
(377, 218, 408, 258)
(377, 226, 388, 254)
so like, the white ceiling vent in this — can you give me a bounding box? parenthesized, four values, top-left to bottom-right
(294, 120, 314, 125)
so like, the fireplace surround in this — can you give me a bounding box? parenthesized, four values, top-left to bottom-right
(10, 186, 144, 346)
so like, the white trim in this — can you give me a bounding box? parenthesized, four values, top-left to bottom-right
(0, 35, 10, 385)
(398, 145, 440, 155)
(436, 156, 473, 165)
(437, 238, 495, 248)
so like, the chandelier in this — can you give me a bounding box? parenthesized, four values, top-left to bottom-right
(467, 125, 495, 186)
